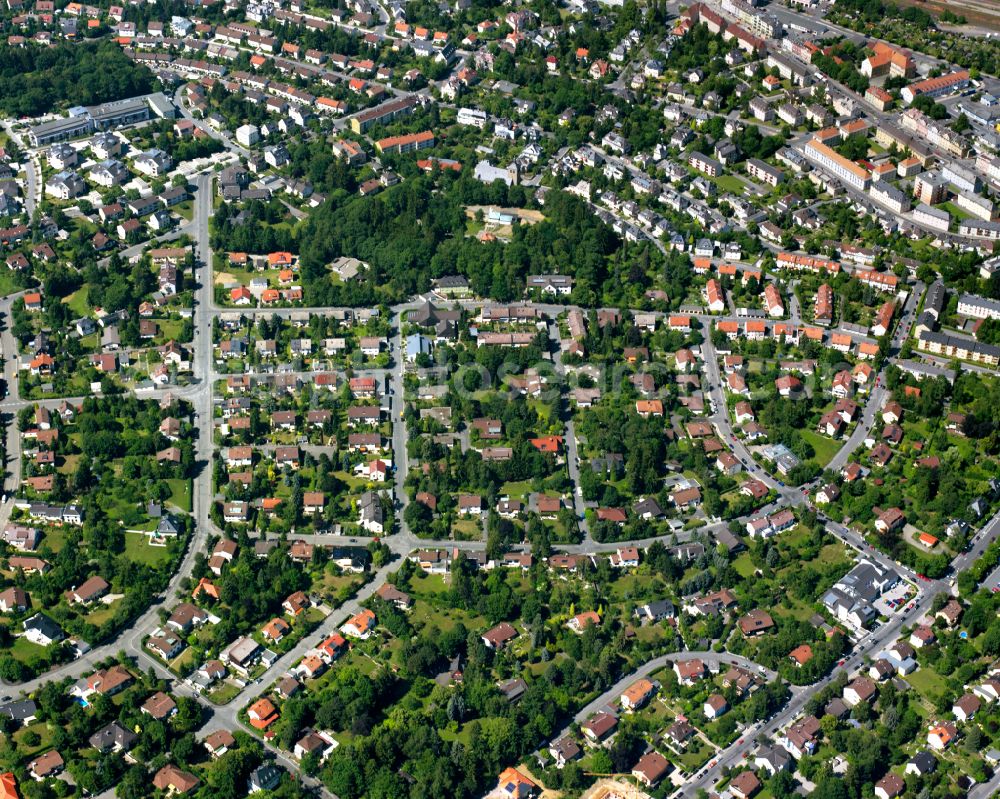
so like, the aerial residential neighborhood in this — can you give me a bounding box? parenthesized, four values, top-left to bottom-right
(0, 0, 999, 797)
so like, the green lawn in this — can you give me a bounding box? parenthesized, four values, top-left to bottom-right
(61, 287, 91, 317)
(58, 454, 80, 475)
(904, 667, 949, 700)
(41, 527, 69, 554)
(409, 601, 486, 635)
(174, 200, 194, 222)
(159, 318, 187, 343)
(500, 480, 533, 500)
(816, 542, 851, 567)
(0, 270, 24, 298)
(124, 532, 173, 566)
(439, 724, 475, 745)
(168, 646, 199, 676)
(13, 722, 54, 758)
(207, 681, 242, 705)
(732, 552, 756, 578)
(801, 429, 842, 467)
(9, 636, 48, 664)
(409, 572, 449, 598)
(451, 517, 483, 541)
(166, 478, 192, 512)
(939, 201, 971, 223)
(84, 603, 119, 627)
(770, 597, 817, 622)
(714, 174, 748, 194)
(672, 740, 714, 773)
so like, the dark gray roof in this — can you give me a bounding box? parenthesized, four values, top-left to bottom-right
(633, 497, 664, 518)
(24, 613, 63, 641)
(0, 699, 36, 721)
(157, 515, 181, 535)
(924, 281, 946, 315)
(908, 750, 937, 774)
(756, 744, 792, 771)
(498, 677, 527, 702)
(637, 599, 675, 618)
(89, 721, 138, 752)
(249, 764, 283, 791)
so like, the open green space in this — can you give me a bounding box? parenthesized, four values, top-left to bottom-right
(166, 478, 192, 512)
(713, 174, 748, 194)
(801, 429, 841, 467)
(206, 681, 242, 705)
(124, 532, 174, 566)
(61, 287, 92, 317)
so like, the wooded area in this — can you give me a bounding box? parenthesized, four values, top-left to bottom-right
(0, 41, 155, 117)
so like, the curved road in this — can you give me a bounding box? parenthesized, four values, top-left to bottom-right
(567, 651, 782, 730)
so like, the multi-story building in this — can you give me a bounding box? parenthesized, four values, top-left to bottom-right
(746, 158, 783, 187)
(28, 94, 156, 146)
(918, 330, 1000, 366)
(722, 0, 781, 37)
(350, 95, 417, 134)
(457, 107, 488, 128)
(901, 70, 970, 104)
(870, 182, 910, 214)
(960, 220, 1000, 240)
(860, 42, 914, 79)
(814, 283, 833, 325)
(954, 192, 996, 222)
(374, 130, 435, 155)
(873, 122, 933, 166)
(777, 103, 804, 126)
(766, 52, 810, 85)
(957, 294, 1000, 320)
(689, 151, 722, 177)
(913, 172, 947, 205)
(942, 163, 982, 194)
(749, 97, 773, 121)
(913, 203, 950, 233)
(803, 140, 870, 191)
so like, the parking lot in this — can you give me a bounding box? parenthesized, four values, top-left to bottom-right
(874, 580, 917, 616)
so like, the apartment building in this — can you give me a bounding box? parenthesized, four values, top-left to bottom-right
(804, 139, 870, 191)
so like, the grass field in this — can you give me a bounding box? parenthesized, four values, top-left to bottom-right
(166, 478, 192, 512)
(159, 318, 187, 343)
(124, 532, 173, 566)
(714, 175, 748, 194)
(500, 480, 534, 500)
(451, 517, 483, 541)
(62, 287, 91, 317)
(9, 636, 47, 664)
(58, 454, 81, 475)
(438, 724, 475, 745)
(939, 201, 971, 224)
(42, 527, 69, 553)
(84, 604, 118, 627)
(13, 721, 54, 758)
(207, 681, 243, 705)
(0, 270, 24, 298)
(174, 201, 194, 222)
(732, 552, 756, 578)
(904, 666, 949, 700)
(801, 429, 841, 467)
(168, 646, 199, 676)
